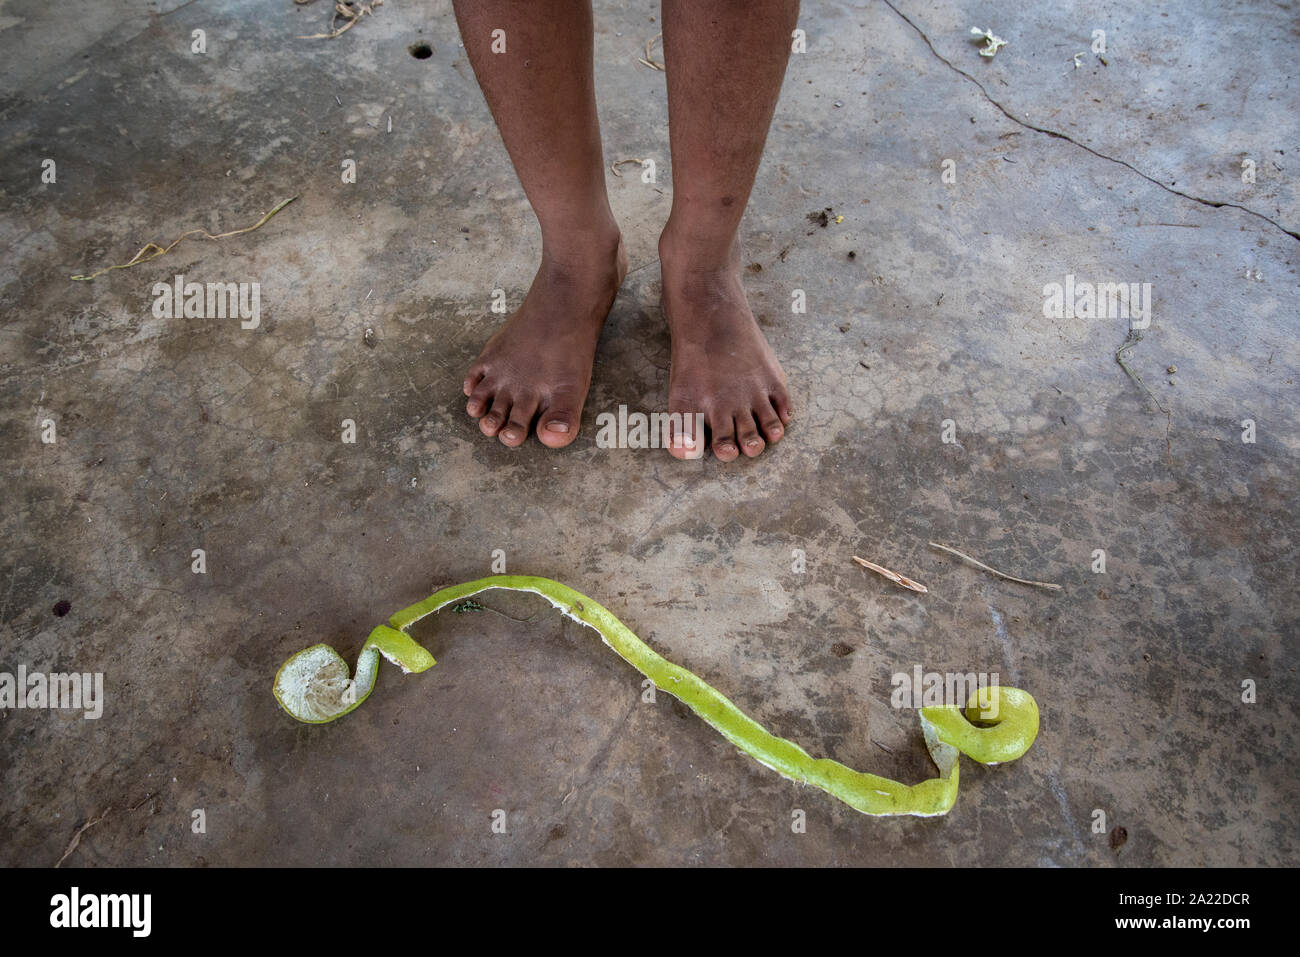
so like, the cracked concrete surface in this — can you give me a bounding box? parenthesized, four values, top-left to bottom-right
(1, 0, 1296, 866)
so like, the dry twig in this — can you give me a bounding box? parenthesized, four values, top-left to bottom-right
(851, 555, 928, 593)
(297, 0, 384, 41)
(54, 808, 110, 868)
(54, 791, 157, 867)
(71, 196, 298, 281)
(927, 542, 1062, 591)
(610, 158, 646, 177)
(639, 32, 665, 70)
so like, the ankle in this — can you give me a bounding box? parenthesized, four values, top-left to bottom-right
(658, 222, 741, 278)
(538, 218, 624, 283)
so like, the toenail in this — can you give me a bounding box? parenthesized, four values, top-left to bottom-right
(546, 420, 569, 433)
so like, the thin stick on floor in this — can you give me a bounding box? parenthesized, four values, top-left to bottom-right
(928, 542, 1063, 591)
(851, 555, 928, 593)
(639, 32, 665, 70)
(54, 808, 109, 868)
(71, 196, 298, 281)
(54, 791, 157, 867)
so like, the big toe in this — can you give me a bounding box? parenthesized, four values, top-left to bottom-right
(537, 393, 583, 449)
(666, 409, 705, 460)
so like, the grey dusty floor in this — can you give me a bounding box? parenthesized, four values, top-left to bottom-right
(1, 0, 1297, 867)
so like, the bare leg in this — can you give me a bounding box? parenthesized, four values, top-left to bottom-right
(454, 0, 626, 447)
(658, 0, 798, 461)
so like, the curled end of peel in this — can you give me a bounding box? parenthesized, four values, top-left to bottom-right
(368, 624, 437, 673)
(920, 686, 1039, 768)
(273, 625, 436, 724)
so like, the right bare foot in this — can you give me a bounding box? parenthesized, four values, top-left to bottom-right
(462, 230, 627, 448)
(657, 231, 793, 462)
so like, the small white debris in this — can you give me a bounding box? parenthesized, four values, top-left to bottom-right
(970, 27, 1007, 58)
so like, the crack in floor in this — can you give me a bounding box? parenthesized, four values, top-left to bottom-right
(878, 0, 1300, 243)
(557, 691, 641, 820)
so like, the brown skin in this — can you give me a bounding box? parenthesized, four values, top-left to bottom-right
(454, 0, 797, 458)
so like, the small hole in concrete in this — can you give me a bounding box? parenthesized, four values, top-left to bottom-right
(53, 599, 72, 617)
(409, 42, 432, 60)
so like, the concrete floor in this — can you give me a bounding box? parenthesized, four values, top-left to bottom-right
(1, 0, 1296, 866)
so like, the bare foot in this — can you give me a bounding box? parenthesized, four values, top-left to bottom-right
(658, 235, 792, 461)
(463, 231, 627, 447)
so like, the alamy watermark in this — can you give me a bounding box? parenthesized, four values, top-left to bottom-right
(1, 665, 103, 719)
(152, 273, 261, 329)
(1043, 274, 1151, 328)
(891, 667, 1000, 718)
(594, 405, 706, 458)
(50, 887, 150, 937)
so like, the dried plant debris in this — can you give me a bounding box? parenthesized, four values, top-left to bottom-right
(297, 0, 384, 41)
(71, 196, 297, 281)
(54, 791, 157, 867)
(928, 542, 1062, 591)
(639, 33, 665, 70)
(852, 555, 929, 593)
(610, 158, 647, 177)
